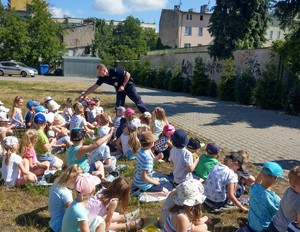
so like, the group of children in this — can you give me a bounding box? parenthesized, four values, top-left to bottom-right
(0, 95, 299, 232)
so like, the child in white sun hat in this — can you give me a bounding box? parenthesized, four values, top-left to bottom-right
(162, 178, 209, 232)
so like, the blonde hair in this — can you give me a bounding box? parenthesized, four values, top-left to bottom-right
(128, 127, 140, 154)
(169, 204, 202, 222)
(238, 150, 249, 163)
(54, 164, 83, 188)
(13, 96, 23, 107)
(21, 129, 37, 155)
(139, 114, 151, 127)
(98, 177, 130, 212)
(74, 102, 84, 114)
(98, 113, 110, 125)
(288, 166, 300, 186)
(152, 107, 168, 123)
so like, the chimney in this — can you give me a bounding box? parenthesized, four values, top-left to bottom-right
(200, 5, 208, 13)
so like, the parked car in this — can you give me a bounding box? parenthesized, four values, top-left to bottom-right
(0, 60, 38, 77)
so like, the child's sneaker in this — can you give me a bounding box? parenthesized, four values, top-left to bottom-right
(125, 209, 140, 222)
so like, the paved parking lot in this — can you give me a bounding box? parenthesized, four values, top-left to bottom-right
(1, 75, 299, 172)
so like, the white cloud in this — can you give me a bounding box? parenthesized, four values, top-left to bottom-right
(49, 6, 72, 18)
(128, 0, 168, 11)
(92, 0, 168, 14)
(92, 0, 129, 14)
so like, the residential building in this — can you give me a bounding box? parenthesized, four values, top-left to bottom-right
(159, 5, 213, 48)
(7, 0, 32, 11)
(159, 6, 286, 48)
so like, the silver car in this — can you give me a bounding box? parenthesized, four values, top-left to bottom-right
(0, 60, 38, 77)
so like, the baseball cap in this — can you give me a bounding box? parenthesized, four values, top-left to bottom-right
(116, 106, 125, 114)
(206, 142, 221, 155)
(262, 162, 283, 178)
(187, 138, 201, 150)
(173, 179, 206, 206)
(71, 128, 86, 141)
(3, 136, 19, 149)
(226, 152, 244, 166)
(34, 113, 47, 124)
(171, 129, 189, 148)
(44, 96, 52, 103)
(75, 173, 101, 197)
(128, 118, 141, 130)
(88, 101, 96, 106)
(35, 105, 48, 113)
(124, 108, 135, 116)
(163, 124, 175, 135)
(143, 111, 151, 118)
(26, 100, 39, 109)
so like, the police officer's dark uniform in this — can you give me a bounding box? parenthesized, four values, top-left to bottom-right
(95, 67, 148, 113)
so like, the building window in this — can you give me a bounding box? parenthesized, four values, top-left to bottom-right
(200, 15, 203, 21)
(184, 43, 191, 48)
(190, 14, 192, 20)
(185, 26, 192, 36)
(186, 14, 189, 20)
(198, 27, 203, 36)
(269, 30, 273, 40)
(186, 14, 192, 20)
(198, 44, 202, 47)
(277, 31, 281, 39)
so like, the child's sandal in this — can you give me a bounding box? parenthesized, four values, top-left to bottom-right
(125, 209, 140, 222)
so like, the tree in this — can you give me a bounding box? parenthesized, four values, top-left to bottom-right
(0, 5, 30, 62)
(208, 0, 269, 60)
(191, 57, 210, 96)
(91, 19, 115, 66)
(143, 28, 159, 51)
(26, 0, 65, 67)
(113, 16, 147, 60)
(274, 0, 300, 31)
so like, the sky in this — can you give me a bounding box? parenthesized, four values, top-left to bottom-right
(44, 0, 216, 29)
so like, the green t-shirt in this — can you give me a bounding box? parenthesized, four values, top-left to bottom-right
(194, 154, 219, 180)
(35, 129, 50, 155)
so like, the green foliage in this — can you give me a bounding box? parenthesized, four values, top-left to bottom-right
(183, 77, 191, 93)
(169, 66, 183, 92)
(283, 81, 300, 115)
(208, 0, 269, 59)
(235, 67, 256, 105)
(254, 64, 283, 109)
(154, 63, 165, 89)
(218, 59, 236, 101)
(130, 59, 151, 86)
(145, 70, 156, 88)
(164, 70, 172, 90)
(0, 0, 65, 67)
(191, 57, 210, 96)
(143, 29, 159, 51)
(208, 80, 218, 98)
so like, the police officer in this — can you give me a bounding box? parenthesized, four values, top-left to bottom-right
(78, 64, 148, 113)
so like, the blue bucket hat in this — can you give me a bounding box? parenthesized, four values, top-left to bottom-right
(26, 100, 39, 109)
(34, 113, 47, 124)
(262, 162, 283, 178)
(171, 129, 189, 148)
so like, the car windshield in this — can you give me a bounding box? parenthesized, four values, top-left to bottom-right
(16, 62, 28, 67)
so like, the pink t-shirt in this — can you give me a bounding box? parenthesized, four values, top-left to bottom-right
(22, 148, 38, 165)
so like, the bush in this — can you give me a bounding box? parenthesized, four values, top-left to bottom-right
(169, 66, 183, 92)
(163, 70, 172, 90)
(283, 81, 300, 115)
(183, 76, 192, 93)
(218, 58, 236, 101)
(145, 70, 156, 88)
(153, 63, 165, 89)
(235, 67, 256, 105)
(191, 57, 210, 96)
(130, 59, 151, 86)
(254, 64, 283, 110)
(208, 80, 218, 97)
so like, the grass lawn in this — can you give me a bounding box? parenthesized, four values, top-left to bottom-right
(0, 80, 289, 232)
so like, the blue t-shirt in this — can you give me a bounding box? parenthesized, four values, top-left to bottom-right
(248, 183, 281, 231)
(133, 148, 154, 191)
(66, 145, 89, 172)
(49, 183, 73, 232)
(61, 199, 88, 232)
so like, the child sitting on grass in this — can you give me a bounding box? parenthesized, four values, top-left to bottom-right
(1, 136, 37, 188)
(268, 165, 300, 232)
(154, 124, 175, 162)
(163, 178, 209, 232)
(238, 161, 282, 232)
(194, 142, 221, 182)
(204, 152, 248, 212)
(87, 177, 143, 231)
(61, 173, 104, 232)
(169, 129, 199, 185)
(132, 131, 169, 197)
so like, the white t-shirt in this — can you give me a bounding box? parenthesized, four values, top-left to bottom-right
(120, 133, 130, 154)
(204, 163, 238, 203)
(95, 106, 104, 115)
(0, 153, 23, 188)
(69, 114, 87, 131)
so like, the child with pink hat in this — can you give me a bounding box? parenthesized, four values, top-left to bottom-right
(154, 124, 175, 162)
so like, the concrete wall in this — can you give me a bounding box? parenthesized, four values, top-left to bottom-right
(141, 47, 279, 83)
(62, 56, 101, 77)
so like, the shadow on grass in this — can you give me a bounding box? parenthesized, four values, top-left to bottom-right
(15, 206, 50, 229)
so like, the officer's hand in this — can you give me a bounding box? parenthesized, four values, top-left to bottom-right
(118, 86, 125, 92)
